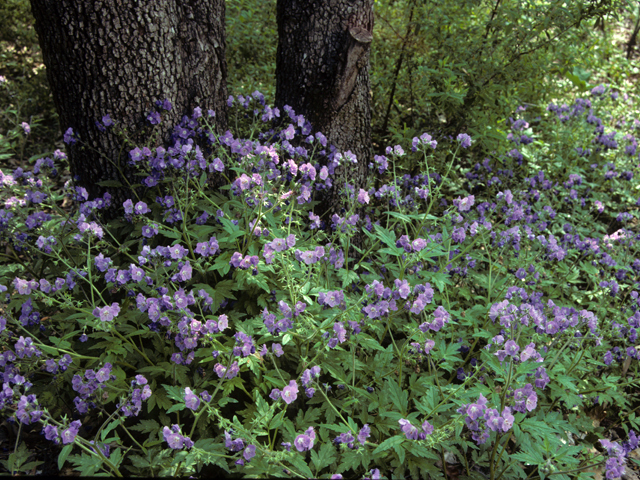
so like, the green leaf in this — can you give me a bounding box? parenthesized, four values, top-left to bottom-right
(162, 384, 185, 402)
(58, 444, 73, 471)
(428, 271, 452, 292)
(310, 442, 337, 472)
(337, 450, 362, 472)
(296, 407, 322, 430)
(166, 403, 186, 414)
(511, 449, 545, 465)
(383, 210, 411, 222)
(220, 217, 238, 233)
(386, 379, 409, 413)
(68, 452, 103, 476)
(211, 279, 237, 301)
(49, 336, 71, 350)
(406, 442, 440, 461)
(372, 434, 404, 456)
(101, 418, 121, 442)
(337, 268, 360, 288)
(109, 447, 123, 468)
(289, 453, 314, 478)
(211, 253, 232, 276)
(128, 419, 160, 434)
(219, 396, 238, 408)
(373, 223, 397, 249)
(358, 334, 386, 351)
(151, 389, 173, 411)
(379, 247, 404, 257)
(555, 374, 578, 392)
(158, 229, 181, 240)
(129, 454, 151, 469)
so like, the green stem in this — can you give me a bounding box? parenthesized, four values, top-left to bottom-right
(547, 459, 606, 476)
(15, 323, 99, 361)
(493, 430, 513, 480)
(112, 330, 154, 366)
(317, 384, 357, 434)
(426, 362, 484, 419)
(93, 409, 120, 448)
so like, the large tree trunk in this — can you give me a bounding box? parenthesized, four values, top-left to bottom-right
(275, 0, 373, 218)
(29, 0, 228, 206)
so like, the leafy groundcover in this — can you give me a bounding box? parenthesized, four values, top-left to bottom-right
(1, 88, 639, 479)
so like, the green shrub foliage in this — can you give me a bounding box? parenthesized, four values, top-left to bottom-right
(371, 0, 627, 152)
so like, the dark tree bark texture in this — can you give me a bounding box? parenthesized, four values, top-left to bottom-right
(29, 0, 228, 205)
(275, 0, 374, 215)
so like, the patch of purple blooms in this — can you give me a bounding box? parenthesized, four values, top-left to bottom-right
(458, 394, 517, 445)
(163, 424, 194, 450)
(398, 418, 434, 440)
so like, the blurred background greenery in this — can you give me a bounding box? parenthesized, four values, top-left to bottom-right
(1, 0, 639, 170)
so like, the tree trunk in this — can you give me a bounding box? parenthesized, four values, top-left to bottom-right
(29, 0, 228, 206)
(275, 0, 373, 218)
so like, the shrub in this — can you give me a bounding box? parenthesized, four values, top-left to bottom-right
(0, 0, 58, 164)
(371, 0, 627, 159)
(0, 88, 639, 478)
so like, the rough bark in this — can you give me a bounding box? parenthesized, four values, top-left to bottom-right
(29, 0, 228, 206)
(275, 0, 373, 218)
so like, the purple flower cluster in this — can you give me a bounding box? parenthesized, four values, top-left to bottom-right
(318, 290, 346, 309)
(301, 366, 321, 398)
(224, 430, 256, 464)
(398, 418, 434, 440)
(232, 331, 256, 357)
(6, 88, 640, 479)
(14, 336, 41, 359)
(456, 133, 473, 148)
(410, 132, 438, 152)
(42, 419, 81, 445)
(331, 212, 360, 234)
(325, 320, 362, 349)
(262, 234, 296, 263)
(195, 236, 220, 257)
(488, 335, 542, 364)
(453, 195, 475, 213)
(61, 420, 82, 444)
(407, 283, 435, 315)
(418, 305, 451, 332)
(15, 394, 43, 424)
(184, 387, 201, 410)
(270, 369, 320, 403)
(294, 426, 316, 452)
(258, 342, 284, 358)
(362, 280, 400, 320)
(214, 361, 239, 379)
(42, 424, 59, 443)
(119, 375, 151, 417)
(172, 312, 228, 364)
(335, 423, 371, 448)
(395, 235, 428, 254)
(43, 354, 72, 375)
(458, 394, 515, 445)
(163, 424, 194, 450)
(229, 252, 259, 271)
(488, 297, 598, 339)
(92, 302, 120, 322)
(294, 246, 325, 265)
(599, 432, 639, 480)
(281, 380, 299, 404)
(512, 383, 538, 413)
(262, 303, 298, 335)
(71, 363, 114, 413)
